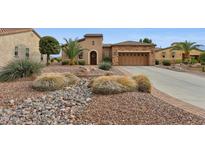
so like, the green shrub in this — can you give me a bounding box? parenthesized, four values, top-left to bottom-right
(51, 59, 54, 63)
(53, 57, 62, 63)
(78, 59, 86, 65)
(202, 66, 205, 72)
(190, 58, 198, 64)
(183, 59, 190, 65)
(200, 53, 205, 64)
(98, 62, 112, 70)
(132, 75, 151, 93)
(103, 56, 111, 62)
(162, 60, 171, 66)
(62, 60, 69, 65)
(175, 59, 182, 64)
(0, 59, 44, 82)
(155, 60, 159, 65)
(201, 62, 205, 66)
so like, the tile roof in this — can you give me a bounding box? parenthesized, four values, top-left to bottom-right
(84, 34, 103, 37)
(113, 41, 155, 46)
(0, 28, 40, 38)
(103, 44, 112, 47)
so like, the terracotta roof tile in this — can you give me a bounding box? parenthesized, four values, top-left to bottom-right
(84, 34, 103, 37)
(0, 28, 41, 38)
(113, 41, 155, 46)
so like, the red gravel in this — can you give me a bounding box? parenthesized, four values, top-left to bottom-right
(74, 92, 205, 125)
(0, 80, 46, 105)
(43, 64, 123, 76)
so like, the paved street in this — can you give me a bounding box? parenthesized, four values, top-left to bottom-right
(122, 66, 205, 109)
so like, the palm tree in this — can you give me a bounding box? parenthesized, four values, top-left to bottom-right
(171, 41, 201, 61)
(63, 38, 85, 65)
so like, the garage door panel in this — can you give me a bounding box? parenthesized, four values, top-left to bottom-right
(118, 52, 148, 66)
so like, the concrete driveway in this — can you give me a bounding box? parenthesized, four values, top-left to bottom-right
(121, 66, 205, 109)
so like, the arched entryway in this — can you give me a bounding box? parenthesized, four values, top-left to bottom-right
(90, 51, 97, 65)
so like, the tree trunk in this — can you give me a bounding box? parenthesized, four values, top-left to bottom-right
(46, 54, 50, 65)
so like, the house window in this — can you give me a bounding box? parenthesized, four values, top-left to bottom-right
(92, 41, 95, 45)
(78, 52, 83, 59)
(25, 48, 29, 58)
(41, 54, 43, 61)
(14, 46, 18, 57)
(162, 52, 166, 58)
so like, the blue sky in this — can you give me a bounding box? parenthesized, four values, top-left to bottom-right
(35, 28, 205, 48)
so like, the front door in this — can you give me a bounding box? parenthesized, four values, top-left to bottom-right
(90, 51, 97, 65)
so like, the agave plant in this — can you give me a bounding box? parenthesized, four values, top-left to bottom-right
(0, 59, 44, 82)
(171, 41, 201, 61)
(63, 38, 85, 65)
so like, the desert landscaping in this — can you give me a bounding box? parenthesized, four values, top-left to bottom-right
(1, 29, 205, 125)
(0, 64, 205, 125)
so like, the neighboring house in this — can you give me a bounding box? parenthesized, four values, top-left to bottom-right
(155, 44, 203, 63)
(0, 28, 46, 68)
(62, 34, 156, 66)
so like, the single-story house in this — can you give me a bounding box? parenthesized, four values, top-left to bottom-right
(155, 43, 203, 63)
(62, 34, 156, 66)
(0, 28, 46, 68)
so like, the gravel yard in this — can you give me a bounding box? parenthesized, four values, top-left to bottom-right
(74, 92, 205, 125)
(0, 80, 46, 105)
(43, 64, 123, 76)
(0, 65, 205, 125)
(0, 79, 92, 124)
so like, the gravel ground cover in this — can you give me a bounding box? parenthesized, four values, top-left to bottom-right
(0, 80, 46, 105)
(0, 79, 92, 124)
(1, 65, 204, 125)
(43, 64, 123, 76)
(74, 92, 205, 125)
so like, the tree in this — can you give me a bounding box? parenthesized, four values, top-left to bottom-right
(39, 36, 60, 65)
(139, 38, 152, 44)
(200, 52, 205, 64)
(171, 41, 201, 61)
(63, 38, 85, 65)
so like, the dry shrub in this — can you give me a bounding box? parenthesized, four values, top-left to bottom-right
(63, 72, 80, 85)
(32, 73, 65, 91)
(116, 76, 136, 91)
(91, 75, 137, 94)
(132, 74, 151, 93)
(32, 72, 79, 91)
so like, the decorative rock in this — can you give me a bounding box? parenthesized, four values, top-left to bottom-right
(0, 79, 92, 125)
(9, 99, 15, 104)
(86, 98, 92, 102)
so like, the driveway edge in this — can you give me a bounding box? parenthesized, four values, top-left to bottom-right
(115, 66, 205, 119)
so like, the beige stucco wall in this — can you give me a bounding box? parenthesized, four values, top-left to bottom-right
(62, 36, 103, 65)
(111, 45, 155, 65)
(155, 48, 202, 62)
(102, 46, 112, 59)
(0, 31, 46, 68)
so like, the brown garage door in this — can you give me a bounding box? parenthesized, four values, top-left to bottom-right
(118, 52, 149, 66)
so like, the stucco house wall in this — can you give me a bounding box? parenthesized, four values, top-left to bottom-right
(102, 46, 112, 59)
(155, 47, 202, 63)
(79, 36, 103, 65)
(62, 34, 156, 66)
(0, 30, 46, 68)
(111, 45, 155, 65)
(62, 35, 103, 65)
